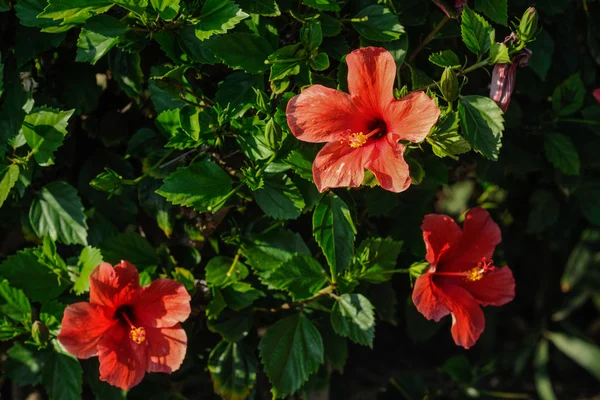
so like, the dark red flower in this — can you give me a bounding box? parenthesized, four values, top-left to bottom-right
(412, 208, 515, 349)
(286, 47, 440, 193)
(593, 88, 600, 104)
(58, 261, 191, 390)
(489, 49, 532, 112)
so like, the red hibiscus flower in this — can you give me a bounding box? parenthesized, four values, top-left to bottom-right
(594, 88, 600, 104)
(412, 208, 515, 349)
(58, 261, 191, 390)
(286, 47, 440, 193)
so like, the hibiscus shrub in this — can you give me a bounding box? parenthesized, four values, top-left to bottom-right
(1, 0, 600, 399)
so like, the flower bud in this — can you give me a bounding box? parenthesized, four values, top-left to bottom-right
(518, 7, 538, 44)
(31, 321, 50, 347)
(489, 49, 532, 112)
(440, 68, 459, 103)
(593, 88, 600, 104)
(264, 118, 283, 151)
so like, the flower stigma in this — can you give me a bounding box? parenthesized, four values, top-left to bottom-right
(349, 132, 368, 148)
(121, 312, 146, 344)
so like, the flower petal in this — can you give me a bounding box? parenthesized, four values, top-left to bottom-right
(364, 136, 410, 193)
(347, 47, 396, 114)
(384, 92, 440, 142)
(286, 85, 365, 143)
(422, 214, 461, 266)
(444, 207, 502, 272)
(312, 140, 373, 192)
(58, 302, 116, 359)
(90, 261, 140, 309)
(441, 283, 485, 349)
(146, 324, 187, 373)
(594, 88, 600, 104)
(412, 273, 451, 322)
(98, 324, 148, 390)
(133, 279, 191, 328)
(467, 266, 515, 306)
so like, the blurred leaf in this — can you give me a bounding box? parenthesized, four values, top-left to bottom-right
(352, 5, 405, 42)
(528, 29, 554, 81)
(330, 293, 375, 347)
(222, 282, 264, 311)
(303, 0, 340, 11)
(205, 33, 273, 73)
(546, 331, 600, 381)
(263, 254, 328, 300)
(254, 173, 305, 220)
(527, 190, 560, 234)
(461, 6, 495, 55)
(441, 355, 473, 385)
(552, 73, 585, 117)
(474, 0, 507, 25)
(313, 194, 356, 280)
(205, 256, 249, 288)
(544, 133, 580, 175)
(76, 15, 126, 64)
(5, 343, 46, 386)
(109, 49, 143, 97)
(576, 182, 600, 226)
(405, 297, 443, 343)
(459, 95, 504, 161)
(100, 232, 160, 270)
(357, 237, 403, 283)
(73, 246, 103, 295)
(207, 310, 255, 342)
(42, 350, 83, 400)
(320, 318, 348, 371)
(560, 229, 600, 292)
(259, 313, 324, 398)
(40, 300, 65, 336)
(208, 340, 257, 400)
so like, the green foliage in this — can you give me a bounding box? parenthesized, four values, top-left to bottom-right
(330, 293, 375, 347)
(208, 340, 257, 400)
(461, 6, 495, 55)
(458, 95, 504, 160)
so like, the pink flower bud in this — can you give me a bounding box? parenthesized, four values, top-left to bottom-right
(489, 49, 532, 112)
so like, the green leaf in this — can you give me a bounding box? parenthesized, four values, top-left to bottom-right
(535, 339, 558, 400)
(215, 72, 264, 119)
(236, 0, 280, 15)
(208, 288, 227, 320)
(428, 50, 461, 68)
(208, 340, 257, 400)
(221, 282, 264, 311)
(352, 5, 405, 42)
(205, 256, 249, 288)
(40, 301, 65, 336)
(552, 73, 585, 116)
(73, 246, 103, 295)
(301, 20, 323, 53)
(157, 160, 233, 213)
(138, 179, 174, 238)
(0, 164, 19, 208)
(546, 331, 600, 381)
(42, 350, 83, 400)
(429, 111, 471, 159)
(22, 107, 75, 167)
(259, 313, 324, 398)
(75, 15, 126, 64)
(330, 293, 375, 347)
(528, 29, 554, 81)
(309, 52, 329, 71)
(544, 133, 580, 175)
(100, 232, 159, 270)
(474, 0, 508, 25)
(357, 238, 403, 283)
(5, 344, 46, 386)
(313, 194, 356, 279)
(109, 0, 148, 15)
(150, 0, 179, 20)
(29, 181, 88, 245)
(303, 0, 340, 11)
(285, 148, 315, 181)
(320, 319, 348, 371)
(458, 95, 504, 161)
(204, 33, 274, 73)
(460, 5, 495, 55)
(207, 310, 255, 342)
(561, 229, 600, 292)
(0, 249, 67, 303)
(488, 42, 511, 64)
(195, 0, 249, 41)
(577, 183, 600, 226)
(0, 279, 31, 323)
(263, 255, 328, 300)
(527, 190, 560, 234)
(254, 173, 305, 220)
(268, 44, 304, 81)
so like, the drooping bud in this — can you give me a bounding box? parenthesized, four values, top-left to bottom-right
(31, 321, 50, 347)
(440, 67, 459, 103)
(517, 7, 538, 44)
(489, 49, 532, 112)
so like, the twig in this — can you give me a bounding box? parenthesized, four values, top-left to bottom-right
(407, 16, 451, 64)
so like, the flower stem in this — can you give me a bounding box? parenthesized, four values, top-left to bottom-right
(226, 252, 241, 277)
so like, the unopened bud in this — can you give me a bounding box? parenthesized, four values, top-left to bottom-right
(440, 68, 459, 103)
(31, 321, 50, 346)
(264, 118, 282, 151)
(489, 49, 532, 112)
(518, 7, 538, 44)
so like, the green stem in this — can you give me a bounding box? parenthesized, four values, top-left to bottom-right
(122, 150, 174, 186)
(226, 252, 241, 277)
(407, 16, 451, 64)
(558, 118, 600, 126)
(339, 16, 368, 23)
(255, 285, 335, 313)
(411, 58, 490, 93)
(479, 390, 530, 399)
(264, 57, 308, 65)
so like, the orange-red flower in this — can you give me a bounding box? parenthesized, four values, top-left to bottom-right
(58, 261, 191, 390)
(286, 47, 440, 193)
(412, 208, 515, 349)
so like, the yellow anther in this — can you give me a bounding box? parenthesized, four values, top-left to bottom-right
(348, 132, 368, 148)
(130, 326, 146, 344)
(465, 267, 485, 282)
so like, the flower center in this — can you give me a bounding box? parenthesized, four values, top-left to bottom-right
(343, 127, 383, 149)
(115, 306, 146, 344)
(433, 257, 496, 282)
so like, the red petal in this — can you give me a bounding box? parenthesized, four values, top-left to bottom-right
(384, 92, 440, 142)
(440, 283, 485, 349)
(466, 266, 515, 306)
(146, 324, 187, 373)
(90, 261, 140, 309)
(347, 47, 396, 115)
(58, 302, 116, 359)
(98, 324, 148, 390)
(594, 88, 600, 104)
(312, 140, 374, 192)
(364, 136, 410, 193)
(444, 208, 502, 272)
(286, 85, 366, 143)
(412, 273, 451, 322)
(133, 279, 191, 328)
(421, 214, 461, 266)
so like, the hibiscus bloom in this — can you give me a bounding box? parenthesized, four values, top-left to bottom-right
(58, 261, 191, 390)
(412, 208, 515, 349)
(286, 47, 440, 193)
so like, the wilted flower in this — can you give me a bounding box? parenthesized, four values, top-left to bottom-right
(412, 208, 515, 349)
(286, 47, 440, 193)
(58, 261, 191, 390)
(489, 49, 532, 112)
